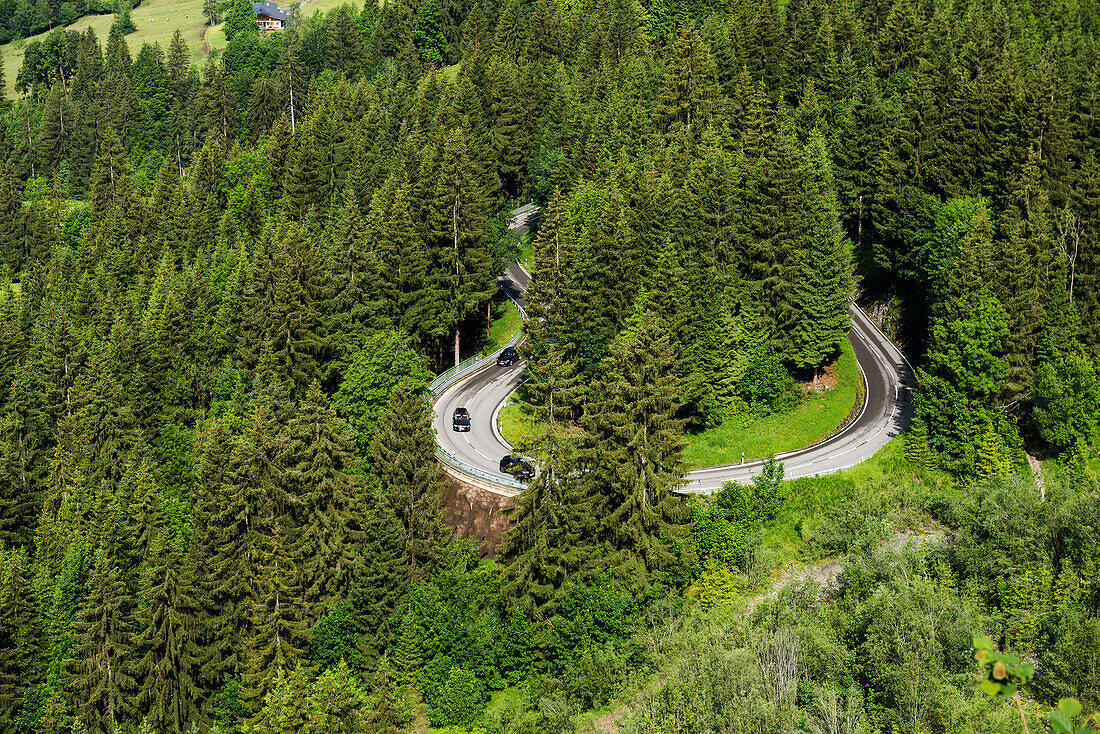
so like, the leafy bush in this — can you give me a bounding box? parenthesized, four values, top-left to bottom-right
(61, 205, 94, 250)
(332, 330, 433, 454)
(693, 458, 785, 569)
(428, 667, 487, 728)
(310, 603, 363, 672)
(738, 347, 795, 414)
(1031, 353, 1100, 455)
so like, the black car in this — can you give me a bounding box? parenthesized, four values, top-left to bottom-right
(497, 346, 518, 366)
(499, 455, 535, 480)
(452, 407, 471, 432)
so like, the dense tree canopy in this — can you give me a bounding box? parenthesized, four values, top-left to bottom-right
(0, 0, 1097, 730)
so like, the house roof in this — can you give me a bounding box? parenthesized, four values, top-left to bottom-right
(253, 1, 287, 21)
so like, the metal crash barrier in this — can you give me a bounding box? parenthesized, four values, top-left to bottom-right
(428, 294, 527, 490)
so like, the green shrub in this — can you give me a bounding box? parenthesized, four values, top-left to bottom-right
(739, 347, 795, 414)
(428, 667, 487, 728)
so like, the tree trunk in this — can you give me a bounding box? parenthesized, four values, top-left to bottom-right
(857, 193, 863, 250)
(288, 67, 296, 133)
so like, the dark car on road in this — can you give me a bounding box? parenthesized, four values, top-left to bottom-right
(499, 455, 535, 480)
(497, 346, 518, 366)
(452, 407, 471, 432)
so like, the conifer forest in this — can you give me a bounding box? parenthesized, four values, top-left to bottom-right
(0, 0, 1099, 731)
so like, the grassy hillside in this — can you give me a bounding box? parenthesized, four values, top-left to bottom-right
(296, 0, 364, 18)
(0, 0, 370, 97)
(2, 0, 210, 97)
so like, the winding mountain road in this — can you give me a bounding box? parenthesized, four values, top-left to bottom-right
(432, 207, 915, 494)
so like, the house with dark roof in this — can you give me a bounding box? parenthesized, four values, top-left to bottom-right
(253, 1, 287, 32)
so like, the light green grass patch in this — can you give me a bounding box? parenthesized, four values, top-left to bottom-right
(294, 0, 364, 18)
(760, 437, 954, 564)
(497, 401, 537, 449)
(684, 338, 860, 469)
(517, 230, 534, 272)
(205, 23, 227, 57)
(762, 438, 902, 556)
(485, 298, 522, 354)
(2, 0, 211, 96)
(763, 472, 858, 558)
(501, 338, 861, 461)
(474, 685, 524, 730)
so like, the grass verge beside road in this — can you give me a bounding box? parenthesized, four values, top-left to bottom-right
(498, 401, 537, 449)
(684, 339, 860, 469)
(499, 339, 860, 464)
(517, 231, 534, 272)
(485, 298, 522, 355)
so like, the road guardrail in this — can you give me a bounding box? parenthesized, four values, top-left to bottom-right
(428, 299, 525, 397)
(434, 446, 526, 490)
(429, 291, 527, 490)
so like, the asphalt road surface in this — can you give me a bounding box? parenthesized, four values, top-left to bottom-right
(433, 262, 532, 485)
(681, 304, 914, 492)
(433, 207, 914, 493)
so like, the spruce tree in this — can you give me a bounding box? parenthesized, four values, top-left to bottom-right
(995, 148, 1049, 405)
(832, 67, 885, 249)
(903, 420, 936, 470)
(329, 5, 367, 76)
(132, 532, 202, 734)
(117, 459, 162, 596)
(244, 521, 307, 707)
(0, 345, 51, 548)
(365, 659, 402, 734)
(148, 159, 188, 264)
(354, 480, 410, 658)
(390, 612, 422, 684)
(371, 380, 448, 580)
(449, 71, 499, 202)
(201, 62, 237, 141)
(0, 548, 40, 730)
(523, 187, 573, 355)
(786, 133, 855, 371)
(654, 22, 725, 140)
(487, 58, 526, 197)
(0, 165, 25, 273)
(249, 664, 311, 733)
(738, 104, 806, 361)
(202, 403, 282, 687)
(266, 224, 332, 397)
(522, 0, 562, 62)
(190, 418, 233, 692)
(327, 189, 375, 356)
(67, 548, 135, 734)
(1072, 153, 1099, 355)
(364, 176, 430, 343)
(873, 0, 925, 78)
(423, 129, 494, 367)
(36, 85, 73, 178)
(501, 344, 592, 615)
(583, 315, 688, 592)
(685, 273, 754, 426)
(88, 129, 132, 218)
(248, 76, 283, 141)
(286, 382, 365, 620)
